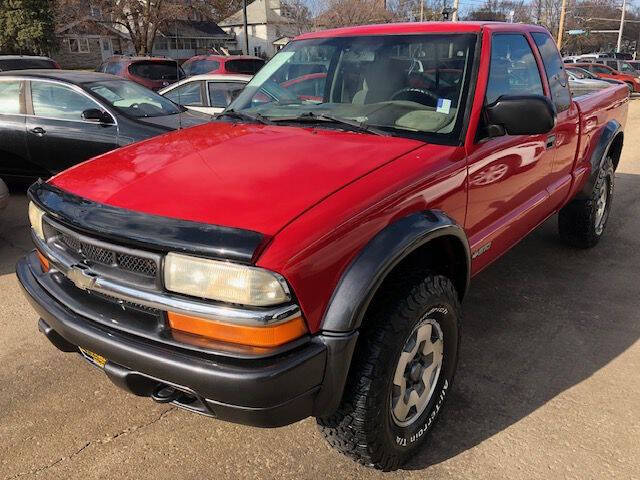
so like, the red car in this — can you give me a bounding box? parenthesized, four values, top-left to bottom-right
(181, 55, 265, 76)
(96, 56, 185, 90)
(574, 62, 640, 92)
(20, 22, 627, 470)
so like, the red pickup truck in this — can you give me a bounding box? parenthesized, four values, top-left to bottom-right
(18, 22, 628, 470)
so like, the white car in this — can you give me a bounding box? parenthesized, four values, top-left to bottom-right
(159, 74, 251, 114)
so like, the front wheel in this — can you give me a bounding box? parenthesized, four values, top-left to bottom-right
(317, 275, 461, 471)
(559, 156, 614, 248)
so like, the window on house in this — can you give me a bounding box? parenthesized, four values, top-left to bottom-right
(155, 38, 169, 50)
(90, 5, 102, 18)
(69, 37, 90, 53)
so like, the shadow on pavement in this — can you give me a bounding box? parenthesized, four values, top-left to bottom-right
(405, 172, 640, 470)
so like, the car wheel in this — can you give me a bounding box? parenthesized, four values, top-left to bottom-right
(559, 155, 614, 248)
(317, 274, 461, 471)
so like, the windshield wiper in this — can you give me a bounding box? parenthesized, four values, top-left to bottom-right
(270, 112, 388, 136)
(217, 109, 272, 125)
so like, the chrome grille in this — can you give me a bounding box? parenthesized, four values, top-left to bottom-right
(117, 253, 158, 277)
(90, 290, 161, 316)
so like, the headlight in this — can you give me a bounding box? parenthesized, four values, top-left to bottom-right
(164, 252, 290, 306)
(28, 201, 45, 240)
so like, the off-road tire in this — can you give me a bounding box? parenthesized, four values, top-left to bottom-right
(317, 275, 461, 471)
(559, 156, 614, 248)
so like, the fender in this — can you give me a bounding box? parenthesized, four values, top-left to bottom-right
(320, 210, 470, 334)
(577, 119, 622, 200)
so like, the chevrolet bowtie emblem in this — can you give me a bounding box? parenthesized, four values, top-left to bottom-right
(67, 265, 97, 291)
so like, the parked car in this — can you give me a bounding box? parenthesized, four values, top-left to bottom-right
(573, 62, 640, 92)
(0, 70, 211, 181)
(565, 55, 640, 77)
(159, 74, 251, 114)
(18, 23, 628, 471)
(566, 68, 616, 96)
(0, 177, 8, 211)
(628, 60, 640, 71)
(565, 65, 623, 85)
(96, 56, 185, 90)
(0, 55, 60, 72)
(181, 55, 264, 76)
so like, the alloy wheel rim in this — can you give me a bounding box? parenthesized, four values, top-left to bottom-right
(390, 317, 444, 427)
(595, 180, 609, 234)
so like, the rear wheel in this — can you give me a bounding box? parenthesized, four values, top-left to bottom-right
(559, 156, 614, 248)
(317, 274, 461, 471)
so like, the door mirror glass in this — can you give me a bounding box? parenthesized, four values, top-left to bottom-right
(484, 95, 555, 137)
(82, 108, 113, 124)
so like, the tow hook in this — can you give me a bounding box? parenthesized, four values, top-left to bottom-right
(151, 384, 181, 403)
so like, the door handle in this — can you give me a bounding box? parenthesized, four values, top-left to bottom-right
(545, 135, 556, 149)
(29, 127, 46, 137)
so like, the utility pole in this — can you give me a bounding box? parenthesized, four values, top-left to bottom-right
(557, 0, 567, 50)
(452, 0, 459, 21)
(617, 0, 627, 53)
(420, 0, 424, 22)
(243, 0, 249, 55)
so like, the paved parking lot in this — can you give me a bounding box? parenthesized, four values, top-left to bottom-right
(2, 101, 640, 480)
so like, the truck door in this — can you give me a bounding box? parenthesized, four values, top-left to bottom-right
(464, 32, 556, 272)
(530, 31, 580, 208)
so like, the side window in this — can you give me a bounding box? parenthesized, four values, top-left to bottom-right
(532, 32, 571, 112)
(31, 82, 98, 121)
(0, 81, 24, 114)
(164, 81, 204, 106)
(207, 82, 245, 107)
(486, 34, 544, 105)
(592, 65, 610, 74)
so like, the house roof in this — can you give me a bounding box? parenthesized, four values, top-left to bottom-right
(55, 17, 130, 39)
(158, 20, 231, 38)
(219, 0, 292, 27)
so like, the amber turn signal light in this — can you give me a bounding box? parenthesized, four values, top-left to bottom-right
(167, 312, 308, 348)
(36, 249, 50, 272)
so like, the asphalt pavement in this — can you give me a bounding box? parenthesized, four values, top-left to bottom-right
(1, 101, 639, 480)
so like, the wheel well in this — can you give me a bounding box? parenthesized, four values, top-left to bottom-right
(364, 235, 468, 319)
(608, 133, 623, 171)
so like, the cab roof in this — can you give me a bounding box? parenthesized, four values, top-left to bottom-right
(295, 21, 548, 40)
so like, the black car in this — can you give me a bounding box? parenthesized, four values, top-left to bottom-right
(0, 70, 212, 181)
(0, 55, 60, 71)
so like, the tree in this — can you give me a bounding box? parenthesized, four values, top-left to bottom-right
(0, 0, 56, 54)
(464, 0, 531, 22)
(282, 0, 313, 35)
(315, 0, 394, 28)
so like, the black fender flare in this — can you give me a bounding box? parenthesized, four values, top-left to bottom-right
(312, 210, 470, 417)
(321, 210, 470, 334)
(577, 120, 622, 200)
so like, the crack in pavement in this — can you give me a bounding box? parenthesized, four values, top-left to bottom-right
(4, 407, 177, 480)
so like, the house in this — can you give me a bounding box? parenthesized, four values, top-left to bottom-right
(152, 20, 235, 62)
(52, 17, 134, 70)
(219, 0, 298, 58)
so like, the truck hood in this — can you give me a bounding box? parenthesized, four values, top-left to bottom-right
(50, 122, 422, 236)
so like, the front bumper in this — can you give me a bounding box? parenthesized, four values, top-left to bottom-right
(17, 254, 355, 427)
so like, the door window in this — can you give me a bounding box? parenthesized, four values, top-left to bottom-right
(486, 34, 544, 105)
(531, 32, 571, 112)
(31, 81, 99, 121)
(591, 65, 611, 75)
(208, 82, 246, 107)
(164, 81, 204, 106)
(0, 81, 23, 114)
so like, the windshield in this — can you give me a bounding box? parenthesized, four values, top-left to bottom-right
(619, 61, 636, 73)
(129, 61, 185, 81)
(228, 34, 477, 142)
(185, 59, 220, 75)
(0, 58, 57, 71)
(86, 80, 183, 117)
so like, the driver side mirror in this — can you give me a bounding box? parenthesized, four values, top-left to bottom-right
(82, 108, 114, 125)
(484, 95, 555, 138)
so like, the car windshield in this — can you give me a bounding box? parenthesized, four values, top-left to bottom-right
(228, 34, 477, 142)
(0, 58, 56, 71)
(129, 61, 185, 81)
(226, 59, 265, 74)
(185, 59, 220, 75)
(86, 79, 183, 117)
(618, 61, 636, 73)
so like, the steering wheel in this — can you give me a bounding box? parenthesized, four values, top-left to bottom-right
(390, 88, 440, 106)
